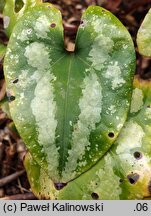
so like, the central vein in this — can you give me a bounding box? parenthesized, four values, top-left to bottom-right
(59, 54, 73, 174)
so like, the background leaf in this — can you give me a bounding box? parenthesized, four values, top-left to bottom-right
(0, 0, 5, 13)
(0, 43, 6, 61)
(137, 8, 151, 57)
(0, 96, 11, 119)
(24, 152, 58, 200)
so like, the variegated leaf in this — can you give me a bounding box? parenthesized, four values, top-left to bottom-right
(24, 77, 151, 200)
(58, 77, 151, 200)
(137, 8, 151, 57)
(4, 4, 135, 183)
(24, 152, 58, 200)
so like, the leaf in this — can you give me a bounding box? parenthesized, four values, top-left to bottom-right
(0, 43, 6, 61)
(137, 8, 151, 57)
(0, 96, 12, 119)
(59, 79, 151, 200)
(3, 0, 42, 37)
(0, 0, 5, 13)
(24, 77, 151, 200)
(59, 77, 151, 200)
(24, 152, 58, 200)
(0, 85, 14, 123)
(4, 4, 136, 183)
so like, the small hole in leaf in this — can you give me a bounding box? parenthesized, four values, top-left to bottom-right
(108, 132, 115, 138)
(9, 95, 15, 102)
(91, 192, 99, 200)
(15, 0, 24, 13)
(6, 92, 16, 102)
(54, 182, 67, 190)
(119, 179, 124, 183)
(133, 151, 142, 160)
(80, 20, 86, 28)
(127, 173, 139, 184)
(12, 78, 19, 84)
(27, 28, 32, 34)
(47, 5, 51, 9)
(80, 20, 84, 25)
(50, 23, 56, 28)
(102, 9, 106, 13)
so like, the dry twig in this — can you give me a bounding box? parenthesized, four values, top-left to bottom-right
(0, 170, 25, 187)
(0, 192, 37, 200)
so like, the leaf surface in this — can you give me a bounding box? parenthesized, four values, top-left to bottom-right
(0, 43, 6, 61)
(58, 77, 151, 200)
(3, 0, 42, 37)
(137, 8, 151, 57)
(24, 77, 151, 200)
(4, 4, 135, 182)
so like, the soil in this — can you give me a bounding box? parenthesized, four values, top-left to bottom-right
(0, 0, 151, 200)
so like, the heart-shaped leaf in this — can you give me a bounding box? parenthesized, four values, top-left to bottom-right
(137, 8, 151, 57)
(24, 77, 151, 200)
(4, 4, 135, 183)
